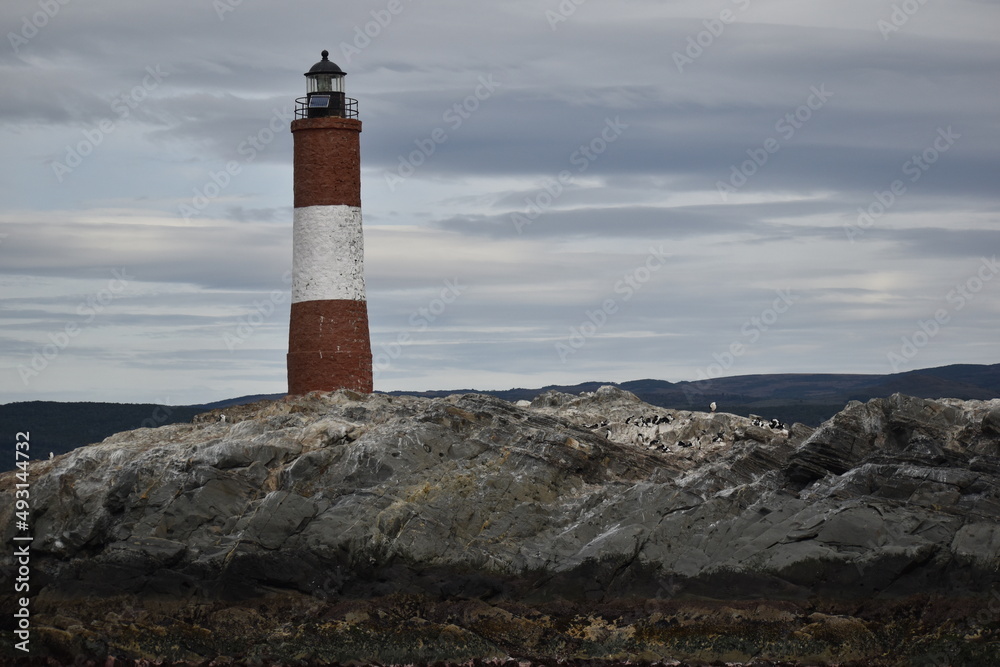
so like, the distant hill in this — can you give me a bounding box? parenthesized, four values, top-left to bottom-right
(1, 363, 997, 471)
(385, 363, 1000, 427)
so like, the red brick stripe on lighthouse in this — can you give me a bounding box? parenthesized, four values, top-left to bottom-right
(287, 300, 372, 394)
(292, 118, 362, 208)
(288, 116, 373, 395)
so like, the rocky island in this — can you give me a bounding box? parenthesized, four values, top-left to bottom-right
(2, 387, 999, 665)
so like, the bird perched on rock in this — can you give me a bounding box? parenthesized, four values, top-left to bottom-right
(710, 401, 717, 413)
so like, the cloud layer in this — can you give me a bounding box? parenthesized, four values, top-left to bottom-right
(1, 0, 998, 403)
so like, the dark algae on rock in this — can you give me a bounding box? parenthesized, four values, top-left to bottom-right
(2, 388, 998, 665)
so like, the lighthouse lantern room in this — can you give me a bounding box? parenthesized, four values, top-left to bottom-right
(298, 49, 356, 119)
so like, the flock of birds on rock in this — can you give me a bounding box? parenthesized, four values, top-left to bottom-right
(581, 408, 789, 454)
(627, 414, 675, 426)
(585, 412, 692, 453)
(751, 416, 788, 430)
(585, 414, 676, 430)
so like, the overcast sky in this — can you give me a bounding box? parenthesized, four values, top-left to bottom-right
(1, 0, 998, 405)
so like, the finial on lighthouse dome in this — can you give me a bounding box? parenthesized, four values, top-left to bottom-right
(299, 49, 356, 119)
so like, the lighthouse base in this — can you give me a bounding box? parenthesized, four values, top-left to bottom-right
(287, 299, 373, 395)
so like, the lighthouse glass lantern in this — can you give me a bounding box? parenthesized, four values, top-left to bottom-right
(303, 50, 347, 118)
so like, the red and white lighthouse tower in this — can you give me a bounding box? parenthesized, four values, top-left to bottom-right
(287, 50, 373, 394)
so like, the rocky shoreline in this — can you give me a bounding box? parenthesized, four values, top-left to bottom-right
(2, 388, 998, 665)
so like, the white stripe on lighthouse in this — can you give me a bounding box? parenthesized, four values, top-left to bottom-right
(292, 204, 366, 304)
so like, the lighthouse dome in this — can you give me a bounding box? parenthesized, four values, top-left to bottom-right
(306, 50, 345, 76)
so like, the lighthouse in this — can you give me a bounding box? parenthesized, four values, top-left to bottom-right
(287, 50, 373, 395)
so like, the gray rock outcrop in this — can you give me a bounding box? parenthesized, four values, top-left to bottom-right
(2, 388, 999, 664)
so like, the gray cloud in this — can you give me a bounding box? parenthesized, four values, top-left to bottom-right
(1, 0, 997, 403)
